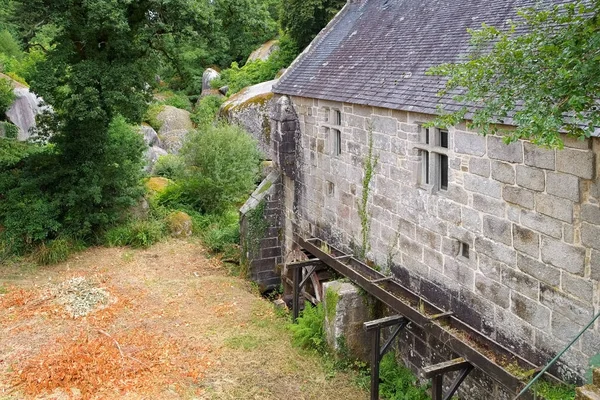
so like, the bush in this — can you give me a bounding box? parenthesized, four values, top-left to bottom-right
(152, 154, 185, 180)
(33, 238, 80, 265)
(196, 210, 240, 253)
(211, 34, 299, 95)
(159, 90, 192, 112)
(191, 95, 224, 127)
(0, 77, 15, 114)
(289, 302, 326, 352)
(379, 353, 430, 400)
(0, 116, 146, 253)
(158, 124, 260, 214)
(104, 219, 165, 248)
(144, 103, 165, 132)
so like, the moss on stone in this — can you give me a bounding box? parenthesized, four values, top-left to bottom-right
(145, 177, 172, 194)
(167, 211, 193, 238)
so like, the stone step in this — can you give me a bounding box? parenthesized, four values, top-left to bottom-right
(576, 386, 600, 400)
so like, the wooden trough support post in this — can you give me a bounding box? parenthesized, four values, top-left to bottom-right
(364, 315, 409, 400)
(423, 358, 474, 400)
(289, 260, 321, 322)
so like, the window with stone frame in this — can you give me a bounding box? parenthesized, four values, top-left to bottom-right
(414, 126, 449, 192)
(321, 107, 343, 156)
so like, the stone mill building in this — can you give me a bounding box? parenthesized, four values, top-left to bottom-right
(235, 0, 600, 398)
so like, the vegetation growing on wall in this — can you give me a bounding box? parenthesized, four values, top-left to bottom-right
(357, 125, 379, 260)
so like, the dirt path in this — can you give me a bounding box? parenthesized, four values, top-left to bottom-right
(0, 239, 366, 400)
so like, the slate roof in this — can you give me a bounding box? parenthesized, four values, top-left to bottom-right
(272, 0, 563, 116)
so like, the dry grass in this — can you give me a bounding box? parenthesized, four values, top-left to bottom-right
(0, 239, 366, 400)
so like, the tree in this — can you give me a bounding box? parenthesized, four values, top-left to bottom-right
(280, 0, 346, 50)
(213, 0, 278, 65)
(428, 1, 600, 148)
(0, 0, 215, 248)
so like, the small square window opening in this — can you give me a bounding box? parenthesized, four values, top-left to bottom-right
(460, 242, 470, 259)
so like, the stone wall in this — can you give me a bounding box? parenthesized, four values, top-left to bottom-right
(275, 95, 600, 388)
(240, 171, 282, 292)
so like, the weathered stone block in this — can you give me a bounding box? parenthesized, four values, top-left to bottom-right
(581, 222, 600, 251)
(474, 273, 510, 308)
(470, 157, 490, 177)
(372, 115, 397, 134)
(454, 131, 487, 156)
(535, 193, 574, 223)
(501, 267, 540, 300)
(524, 142, 556, 170)
(511, 292, 550, 329)
(444, 258, 475, 288)
(541, 237, 585, 275)
(591, 250, 600, 281)
(483, 215, 512, 246)
(556, 148, 595, 179)
(512, 224, 539, 258)
(462, 207, 482, 233)
(416, 226, 441, 250)
(503, 186, 534, 209)
(488, 135, 523, 163)
(475, 237, 516, 267)
(541, 283, 594, 322)
(322, 280, 370, 362)
(424, 247, 444, 271)
(520, 210, 562, 239)
(575, 386, 600, 400)
(516, 165, 546, 191)
(517, 254, 560, 286)
(446, 185, 469, 205)
(438, 198, 462, 225)
(582, 204, 600, 225)
(551, 311, 585, 342)
(563, 135, 592, 150)
(472, 194, 505, 217)
(561, 273, 594, 304)
(546, 172, 580, 202)
(465, 174, 502, 198)
(491, 161, 515, 184)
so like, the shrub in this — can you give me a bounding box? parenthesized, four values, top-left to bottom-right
(379, 352, 430, 400)
(33, 238, 77, 265)
(289, 302, 326, 352)
(178, 124, 260, 213)
(0, 77, 15, 114)
(151, 154, 186, 180)
(197, 210, 240, 253)
(159, 90, 192, 112)
(104, 219, 165, 248)
(191, 95, 224, 127)
(144, 103, 165, 132)
(0, 121, 18, 139)
(157, 124, 259, 214)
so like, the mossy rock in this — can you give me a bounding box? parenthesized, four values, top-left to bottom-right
(167, 211, 193, 238)
(145, 177, 172, 194)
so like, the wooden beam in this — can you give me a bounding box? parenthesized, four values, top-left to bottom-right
(364, 315, 406, 331)
(423, 358, 472, 378)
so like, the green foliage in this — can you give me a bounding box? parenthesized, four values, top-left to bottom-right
(192, 209, 240, 254)
(279, 0, 346, 50)
(379, 353, 430, 400)
(152, 154, 186, 180)
(144, 104, 165, 132)
(158, 124, 260, 214)
(33, 238, 80, 265)
(212, 0, 278, 65)
(325, 287, 339, 323)
(0, 116, 145, 253)
(212, 35, 298, 95)
(104, 219, 166, 249)
(357, 125, 378, 260)
(191, 95, 224, 127)
(532, 380, 575, 400)
(243, 200, 268, 262)
(0, 121, 18, 139)
(289, 302, 326, 352)
(428, 1, 600, 148)
(157, 91, 192, 112)
(0, 77, 15, 114)
(0, 29, 21, 59)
